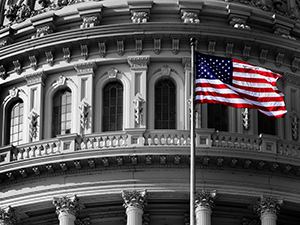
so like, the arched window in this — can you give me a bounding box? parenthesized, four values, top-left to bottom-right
(207, 103, 228, 132)
(102, 81, 123, 132)
(7, 100, 24, 145)
(155, 78, 176, 129)
(258, 112, 276, 135)
(52, 88, 72, 137)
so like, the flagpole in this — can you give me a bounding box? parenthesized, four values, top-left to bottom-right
(190, 37, 196, 225)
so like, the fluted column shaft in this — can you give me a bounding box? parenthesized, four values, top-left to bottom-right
(195, 190, 217, 225)
(58, 212, 76, 225)
(254, 196, 283, 225)
(122, 190, 148, 225)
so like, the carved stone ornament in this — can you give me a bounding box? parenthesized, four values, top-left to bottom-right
(182, 57, 191, 70)
(74, 62, 96, 75)
(131, 11, 148, 23)
(242, 45, 251, 61)
(0, 206, 19, 225)
(98, 41, 106, 57)
(208, 40, 216, 55)
(75, 218, 91, 225)
(122, 190, 148, 209)
(290, 112, 299, 141)
(28, 110, 39, 138)
(9, 87, 19, 98)
(242, 108, 250, 130)
(0, 65, 7, 80)
(229, 17, 250, 29)
(116, 39, 124, 56)
(135, 39, 143, 55)
(53, 195, 83, 216)
(133, 92, 145, 124)
(80, 15, 99, 28)
(242, 218, 259, 225)
(153, 38, 161, 55)
(259, 48, 268, 64)
(79, 100, 90, 129)
(107, 68, 119, 78)
(274, 27, 296, 40)
(195, 190, 217, 209)
(254, 196, 283, 216)
(181, 11, 200, 23)
(63, 47, 71, 63)
(172, 38, 180, 55)
(161, 65, 171, 76)
(127, 56, 150, 70)
(24, 71, 47, 85)
(54, 75, 67, 87)
(13, 60, 22, 74)
(35, 25, 53, 38)
(225, 42, 234, 58)
(29, 55, 38, 70)
(81, 44, 89, 60)
(291, 57, 300, 72)
(45, 51, 54, 66)
(275, 52, 284, 68)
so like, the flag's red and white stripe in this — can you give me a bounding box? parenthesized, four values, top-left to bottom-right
(196, 58, 287, 119)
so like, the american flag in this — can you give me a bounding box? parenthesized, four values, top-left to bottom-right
(195, 52, 287, 119)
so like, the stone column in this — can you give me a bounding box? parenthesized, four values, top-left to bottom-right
(195, 190, 217, 225)
(0, 206, 19, 225)
(53, 195, 83, 225)
(24, 71, 47, 142)
(122, 190, 148, 225)
(254, 196, 283, 225)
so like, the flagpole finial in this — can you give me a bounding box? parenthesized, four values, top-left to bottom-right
(190, 37, 196, 46)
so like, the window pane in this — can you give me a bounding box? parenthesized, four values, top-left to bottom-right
(102, 81, 123, 131)
(207, 104, 228, 131)
(155, 78, 176, 129)
(258, 112, 276, 135)
(9, 101, 24, 145)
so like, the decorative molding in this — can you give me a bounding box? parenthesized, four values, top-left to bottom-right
(107, 68, 119, 78)
(24, 71, 47, 85)
(291, 56, 300, 72)
(153, 37, 161, 55)
(98, 41, 106, 57)
(225, 42, 234, 58)
(133, 92, 145, 124)
(274, 27, 296, 40)
(53, 195, 83, 216)
(74, 61, 96, 75)
(242, 108, 250, 130)
(135, 39, 143, 55)
(80, 15, 99, 28)
(259, 48, 268, 64)
(122, 190, 148, 209)
(208, 40, 216, 55)
(63, 47, 71, 63)
(290, 112, 299, 141)
(181, 11, 200, 23)
(29, 55, 38, 70)
(0, 65, 7, 80)
(195, 190, 217, 209)
(242, 45, 251, 61)
(229, 17, 250, 29)
(45, 51, 54, 66)
(54, 75, 67, 87)
(253, 196, 283, 216)
(12, 60, 21, 75)
(0, 206, 19, 225)
(81, 44, 89, 60)
(281, 72, 300, 87)
(131, 11, 148, 23)
(34, 25, 53, 38)
(275, 52, 284, 68)
(143, 213, 150, 225)
(28, 110, 39, 139)
(116, 39, 125, 56)
(79, 99, 90, 130)
(127, 56, 150, 70)
(172, 38, 180, 55)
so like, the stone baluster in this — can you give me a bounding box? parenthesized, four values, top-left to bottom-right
(122, 190, 148, 225)
(254, 196, 283, 225)
(195, 190, 217, 225)
(0, 206, 19, 225)
(53, 195, 83, 225)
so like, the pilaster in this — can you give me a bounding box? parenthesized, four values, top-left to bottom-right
(182, 57, 192, 130)
(195, 190, 217, 225)
(74, 62, 96, 135)
(53, 195, 83, 225)
(122, 190, 147, 225)
(127, 56, 150, 129)
(0, 206, 19, 225)
(254, 196, 283, 225)
(24, 71, 47, 142)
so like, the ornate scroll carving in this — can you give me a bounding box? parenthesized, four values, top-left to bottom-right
(195, 190, 217, 209)
(291, 57, 300, 72)
(242, 108, 250, 130)
(259, 48, 268, 64)
(45, 51, 54, 66)
(107, 68, 119, 78)
(81, 44, 89, 60)
(275, 52, 284, 68)
(79, 100, 90, 129)
(133, 93, 145, 124)
(0, 65, 7, 80)
(208, 40, 216, 55)
(13, 60, 22, 74)
(98, 41, 106, 57)
(131, 11, 148, 23)
(122, 190, 148, 209)
(53, 195, 83, 216)
(153, 37, 161, 55)
(254, 196, 283, 217)
(80, 15, 99, 28)
(181, 11, 200, 23)
(274, 27, 296, 40)
(290, 112, 299, 141)
(35, 25, 53, 38)
(29, 55, 38, 70)
(135, 39, 143, 55)
(0, 206, 19, 225)
(172, 38, 180, 55)
(28, 110, 39, 139)
(63, 47, 71, 63)
(225, 42, 234, 58)
(116, 40, 125, 56)
(242, 45, 251, 61)
(229, 17, 250, 29)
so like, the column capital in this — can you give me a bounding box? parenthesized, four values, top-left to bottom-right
(0, 206, 19, 225)
(24, 71, 47, 86)
(195, 190, 217, 210)
(254, 196, 283, 217)
(122, 190, 148, 210)
(74, 61, 97, 75)
(127, 56, 150, 70)
(53, 195, 83, 216)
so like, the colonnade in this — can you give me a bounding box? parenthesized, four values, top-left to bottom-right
(0, 191, 284, 225)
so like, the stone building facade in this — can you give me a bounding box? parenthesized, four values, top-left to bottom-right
(0, 0, 300, 224)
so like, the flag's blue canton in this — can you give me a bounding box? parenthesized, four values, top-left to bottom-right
(196, 54, 233, 85)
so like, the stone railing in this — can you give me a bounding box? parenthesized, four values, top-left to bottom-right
(1, 130, 300, 165)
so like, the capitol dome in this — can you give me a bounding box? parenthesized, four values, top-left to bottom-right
(0, 0, 300, 224)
